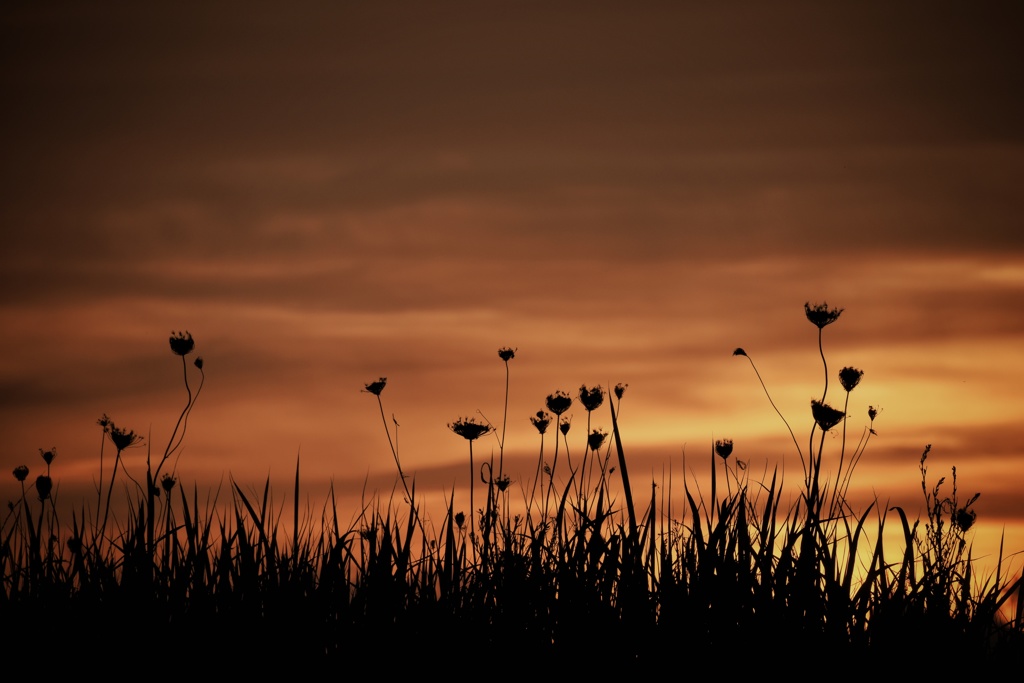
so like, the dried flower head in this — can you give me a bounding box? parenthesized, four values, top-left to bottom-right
(448, 417, 492, 442)
(811, 399, 846, 431)
(953, 507, 977, 532)
(839, 367, 863, 393)
(363, 377, 387, 396)
(498, 347, 516, 362)
(13, 465, 29, 482)
(545, 390, 573, 416)
(868, 405, 878, 422)
(161, 473, 177, 493)
(108, 423, 143, 452)
(804, 302, 844, 329)
(97, 414, 112, 432)
(169, 331, 195, 356)
(194, 356, 204, 370)
(559, 417, 571, 436)
(530, 410, 551, 435)
(714, 439, 734, 460)
(578, 385, 604, 412)
(587, 428, 607, 452)
(495, 475, 512, 492)
(40, 448, 56, 466)
(733, 348, 747, 357)
(35, 475, 53, 501)
(614, 383, 628, 400)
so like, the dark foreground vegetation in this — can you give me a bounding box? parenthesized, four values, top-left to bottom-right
(3, 309, 1022, 672)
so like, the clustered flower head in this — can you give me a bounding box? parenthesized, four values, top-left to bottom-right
(13, 465, 29, 482)
(714, 439, 734, 460)
(953, 506, 977, 532)
(614, 383, 628, 400)
(732, 348, 747, 357)
(448, 417, 493, 442)
(868, 405, 878, 422)
(498, 347, 516, 362)
(804, 302, 844, 329)
(811, 399, 846, 431)
(108, 422, 143, 452)
(530, 410, 551, 435)
(559, 417, 571, 436)
(169, 331, 195, 356)
(587, 428, 607, 452)
(545, 390, 573, 416)
(363, 377, 387, 396)
(161, 473, 177, 493)
(839, 366, 863, 392)
(35, 475, 53, 501)
(578, 385, 604, 412)
(40, 448, 56, 466)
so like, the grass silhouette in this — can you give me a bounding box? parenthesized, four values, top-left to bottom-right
(2, 306, 1022, 671)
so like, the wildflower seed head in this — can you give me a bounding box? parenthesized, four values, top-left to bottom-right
(161, 473, 177, 493)
(448, 417, 492, 442)
(530, 410, 551, 435)
(363, 377, 387, 396)
(811, 399, 846, 431)
(454, 511, 466, 529)
(614, 383, 628, 400)
(839, 366, 863, 392)
(13, 465, 29, 482)
(108, 423, 143, 452)
(714, 439, 734, 460)
(97, 414, 111, 432)
(545, 390, 573, 416)
(495, 475, 511, 492)
(559, 417, 571, 436)
(194, 356, 204, 370)
(169, 330, 195, 356)
(587, 428, 607, 452)
(733, 348, 747, 357)
(804, 302, 844, 329)
(40, 448, 56, 466)
(868, 405, 878, 422)
(35, 475, 53, 501)
(498, 347, 516, 362)
(578, 385, 604, 412)
(953, 507, 977, 532)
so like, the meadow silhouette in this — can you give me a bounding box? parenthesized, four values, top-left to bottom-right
(3, 304, 1022, 670)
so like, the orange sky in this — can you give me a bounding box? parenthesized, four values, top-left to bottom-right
(3, 2, 1023, 571)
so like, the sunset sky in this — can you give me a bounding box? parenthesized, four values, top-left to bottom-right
(3, 2, 1023, 568)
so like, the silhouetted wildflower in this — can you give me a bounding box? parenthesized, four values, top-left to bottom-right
(363, 377, 387, 396)
(498, 347, 516, 362)
(161, 473, 177, 493)
(559, 417, 571, 436)
(495, 475, 511, 492)
(194, 356, 204, 370)
(868, 405, 878, 422)
(169, 331, 195, 356)
(953, 507, 977, 532)
(35, 475, 52, 501)
(587, 429, 607, 452)
(715, 439, 734, 460)
(839, 367, 863, 392)
(578, 385, 604, 412)
(108, 423, 143, 452)
(454, 511, 466, 529)
(448, 417, 492, 442)
(13, 465, 29, 482)
(804, 302, 843, 329)
(614, 383, 628, 400)
(811, 399, 846, 431)
(97, 414, 111, 432)
(545, 390, 572, 416)
(733, 348, 747, 357)
(40, 448, 56, 466)
(530, 410, 551, 435)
